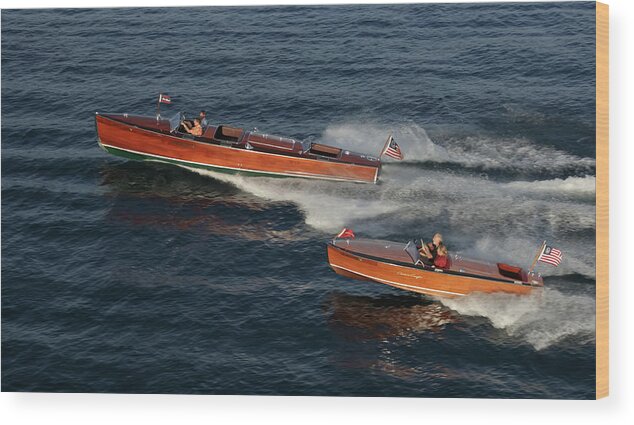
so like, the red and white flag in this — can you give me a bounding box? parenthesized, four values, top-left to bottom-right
(382, 135, 404, 160)
(336, 228, 355, 239)
(158, 93, 172, 104)
(538, 244, 563, 267)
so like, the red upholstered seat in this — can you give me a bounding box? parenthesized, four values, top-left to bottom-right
(497, 263, 523, 280)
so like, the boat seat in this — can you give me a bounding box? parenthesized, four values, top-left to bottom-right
(202, 126, 216, 139)
(246, 133, 301, 154)
(214, 125, 243, 143)
(310, 143, 342, 158)
(497, 263, 523, 280)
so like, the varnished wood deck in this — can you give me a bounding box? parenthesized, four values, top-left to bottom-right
(327, 239, 541, 298)
(96, 114, 380, 183)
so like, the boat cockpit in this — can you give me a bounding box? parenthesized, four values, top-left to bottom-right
(169, 113, 244, 144)
(214, 125, 244, 143)
(161, 113, 376, 166)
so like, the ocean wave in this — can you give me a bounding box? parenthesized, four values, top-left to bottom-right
(439, 288, 595, 350)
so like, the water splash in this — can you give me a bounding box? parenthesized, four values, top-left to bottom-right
(502, 175, 595, 199)
(320, 121, 451, 163)
(181, 166, 402, 230)
(460, 236, 595, 279)
(440, 288, 596, 350)
(440, 134, 595, 173)
(319, 121, 595, 174)
(181, 122, 596, 280)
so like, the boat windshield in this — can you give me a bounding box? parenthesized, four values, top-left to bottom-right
(404, 241, 422, 265)
(168, 112, 184, 132)
(300, 140, 311, 153)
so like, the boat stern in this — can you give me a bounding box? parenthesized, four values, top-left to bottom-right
(526, 271, 545, 287)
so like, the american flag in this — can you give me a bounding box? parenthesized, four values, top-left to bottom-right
(336, 228, 355, 239)
(158, 93, 172, 104)
(383, 136, 404, 160)
(538, 245, 563, 267)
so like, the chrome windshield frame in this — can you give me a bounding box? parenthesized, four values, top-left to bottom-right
(168, 112, 184, 133)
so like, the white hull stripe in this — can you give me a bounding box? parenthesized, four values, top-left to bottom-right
(330, 264, 465, 297)
(101, 144, 377, 184)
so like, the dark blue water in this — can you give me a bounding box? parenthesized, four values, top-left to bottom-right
(2, 3, 596, 398)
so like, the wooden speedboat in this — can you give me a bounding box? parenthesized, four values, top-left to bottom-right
(95, 112, 381, 183)
(327, 238, 544, 298)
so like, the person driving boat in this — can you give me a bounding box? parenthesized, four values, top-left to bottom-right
(182, 118, 203, 136)
(419, 232, 444, 266)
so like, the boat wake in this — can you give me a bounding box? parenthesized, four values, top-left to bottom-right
(186, 168, 596, 279)
(182, 165, 401, 229)
(459, 236, 595, 279)
(320, 121, 451, 164)
(182, 121, 596, 280)
(439, 288, 596, 350)
(501, 175, 595, 200)
(319, 121, 596, 175)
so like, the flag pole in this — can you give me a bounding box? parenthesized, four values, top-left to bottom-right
(378, 133, 392, 158)
(527, 240, 546, 274)
(157, 93, 161, 119)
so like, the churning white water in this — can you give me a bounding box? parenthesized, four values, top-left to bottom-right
(183, 122, 595, 274)
(439, 288, 595, 350)
(182, 122, 596, 350)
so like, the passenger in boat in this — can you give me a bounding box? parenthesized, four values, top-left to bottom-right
(183, 118, 203, 137)
(198, 110, 208, 127)
(419, 232, 443, 265)
(433, 244, 449, 268)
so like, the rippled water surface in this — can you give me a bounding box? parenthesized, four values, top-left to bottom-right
(2, 2, 596, 398)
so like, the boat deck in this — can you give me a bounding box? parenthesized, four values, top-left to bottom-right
(96, 112, 382, 183)
(331, 238, 533, 284)
(98, 113, 380, 168)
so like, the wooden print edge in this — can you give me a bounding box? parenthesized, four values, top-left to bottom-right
(595, 0, 609, 400)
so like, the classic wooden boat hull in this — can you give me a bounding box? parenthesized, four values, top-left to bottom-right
(327, 239, 543, 298)
(95, 113, 380, 183)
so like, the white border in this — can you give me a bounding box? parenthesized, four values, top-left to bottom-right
(2, 0, 634, 424)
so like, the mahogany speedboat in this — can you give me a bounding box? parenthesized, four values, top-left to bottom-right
(95, 112, 381, 183)
(327, 238, 544, 298)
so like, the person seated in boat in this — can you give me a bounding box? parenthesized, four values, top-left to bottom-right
(180, 112, 206, 132)
(182, 118, 203, 137)
(419, 232, 443, 265)
(198, 110, 208, 127)
(180, 117, 193, 132)
(433, 244, 449, 268)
